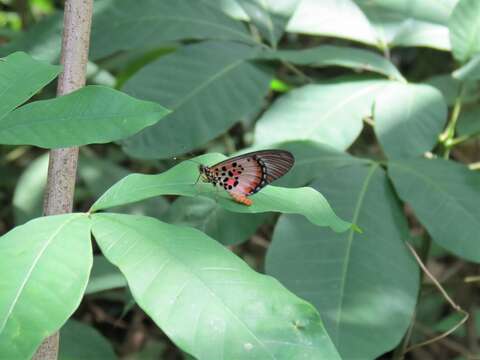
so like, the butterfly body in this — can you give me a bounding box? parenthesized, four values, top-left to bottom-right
(199, 150, 294, 206)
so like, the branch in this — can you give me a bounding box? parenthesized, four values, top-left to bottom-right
(403, 242, 470, 355)
(34, 0, 93, 359)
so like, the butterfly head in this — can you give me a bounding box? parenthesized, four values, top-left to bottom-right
(198, 164, 212, 183)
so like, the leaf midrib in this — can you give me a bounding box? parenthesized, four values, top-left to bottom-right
(334, 163, 379, 346)
(303, 82, 386, 138)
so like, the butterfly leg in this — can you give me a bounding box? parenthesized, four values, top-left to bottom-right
(229, 193, 253, 206)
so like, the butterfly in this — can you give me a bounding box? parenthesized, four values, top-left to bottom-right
(198, 149, 294, 206)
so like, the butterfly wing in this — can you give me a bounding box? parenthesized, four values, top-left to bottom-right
(209, 150, 294, 196)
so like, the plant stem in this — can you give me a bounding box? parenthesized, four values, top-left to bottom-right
(281, 60, 312, 83)
(439, 85, 466, 158)
(34, 0, 93, 359)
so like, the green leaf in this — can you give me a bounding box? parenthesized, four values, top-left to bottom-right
(59, 320, 117, 360)
(0, 85, 170, 147)
(456, 104, 480, 136)
(374, 82, 447, 158)
(90, 0, 255, 60)
(355, 0, 454, 50)
(266, 163, 419, 359)
(0, 13, 63, 62)
(388, 21, 451, 51)
(92, 213, 341, 360)
(449, 0, 480, 62)
(0, 52, 60, 120)
(254, 79, 390, 150)
(237, 0, 300, 46)
(287, 0, 452, 50)
(165, 197, 269, 246)
(0, 214, 92, 359)
(91, 153, 352, 233)
(85, 255, 127, 295)
(12, 153, 48, 225)
(260, 45, 404, 80)
(121, 41, 272, 159)
(452, 54, 480, 81)
(388, 158, 480, 262)
(287, 0, 378, 46)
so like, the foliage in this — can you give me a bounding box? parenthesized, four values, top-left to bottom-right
(1, 0, 480, 359)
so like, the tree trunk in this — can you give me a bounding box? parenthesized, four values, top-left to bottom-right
(33, 0, 93, 359)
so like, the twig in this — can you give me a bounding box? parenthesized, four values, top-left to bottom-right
(414, 322, 474, 358)
(34, 1, 93, 359)
(403, 242, 470, 355)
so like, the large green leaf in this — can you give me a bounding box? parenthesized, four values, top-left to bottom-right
(59, 320, 116, 360)
(388, 158, 480, 262)
(0, 214, 92, 359)
(0, 85, 170, 147)
(92, 213, 341, 359)
(0, 52, 60, 120)
(237, 0, 300, 46)
(355, 0, 455, 25)
(287, 0, 453, 50)
(122, 41, 272, 159)
(90, 153, 352, 233)
(374, 82, 447, 158)
(266, 164, 419, 359)
(287, 0, 378, 46)
(449, 0, 480, 62)
(90, 0, 255, 60)
(355, 0, 454, 50)
(165, 197, 269, 246)
(260, 45, 404, 80)
(254, 79, 390, 150)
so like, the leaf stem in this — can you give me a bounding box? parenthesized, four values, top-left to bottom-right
(439, 84, 466, 158)
(280, 60, 313, 84)
(448, 130, 480, 147)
